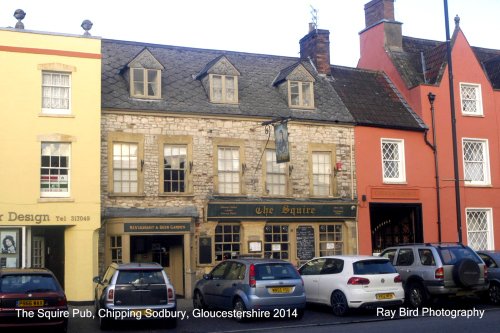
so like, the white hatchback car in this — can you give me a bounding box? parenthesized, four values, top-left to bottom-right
(299, 255, 404, 316)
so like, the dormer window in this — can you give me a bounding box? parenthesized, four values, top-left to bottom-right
(289, 81, 313, 108)
(124, 48, 164, 100)
(210, 74, 238, 103)
(131, 68, 161, 98)
(273, 62, 315, 110)
(196, 55, 240, 105)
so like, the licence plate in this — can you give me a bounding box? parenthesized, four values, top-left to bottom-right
(375, 293, 395, 300)
(130, 309, 149, 316)
(269, 287, 292, 294)
(18, 299, 44, 307)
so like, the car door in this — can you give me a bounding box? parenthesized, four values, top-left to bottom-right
(203, 261, 231, 308)
(299, 258, 325, 302)
(394, 248, 415, 284)
(96, 266, 115, 306)
(218, 262, 246, 309)
(317, 258, 344, 305)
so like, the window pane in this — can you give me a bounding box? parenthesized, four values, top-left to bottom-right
(40, 142, 70, 197)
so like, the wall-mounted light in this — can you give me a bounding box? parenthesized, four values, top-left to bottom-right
(289, 165, 294, 176)
(335, 162, 342, 171)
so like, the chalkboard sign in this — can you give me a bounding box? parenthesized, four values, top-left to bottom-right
(199, 237, 212, 264)
(296, 226, 315, 260)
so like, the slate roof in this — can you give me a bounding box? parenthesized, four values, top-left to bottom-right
(389, 33, 500, 89)
(330, 65, 426, 131)
(101, 39, 354, 124)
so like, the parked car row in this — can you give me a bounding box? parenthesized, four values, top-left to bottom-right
(1, 244, 498, 331)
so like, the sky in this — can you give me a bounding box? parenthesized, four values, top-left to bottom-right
(1, 0, 499, 67)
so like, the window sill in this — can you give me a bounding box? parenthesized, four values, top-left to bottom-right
(108, 193, 146, 198)
(461, 113, 484, 117)
(289, 106, 315, 110)
(130, 96, 162, 101)
(39, 113, 74, 118)
(38, 197, 75, 203)
(464, 183, 492, 188)
(382, 181, 408, 185)
(159, 193, 195, 198)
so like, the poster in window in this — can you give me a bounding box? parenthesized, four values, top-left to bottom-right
(1, 231, 17, 254)
(248, 241, 262, 253)
(274, 122, 290, 163)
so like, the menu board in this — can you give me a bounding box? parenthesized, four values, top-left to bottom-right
(296, 226, 315, 260)
(198, 237, 212, 264)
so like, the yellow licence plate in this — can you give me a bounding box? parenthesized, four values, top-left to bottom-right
(130, 309, 149, 316)
(18, 299, 44, 307)
(376, 293, 395, 300)
(269, 287, 292, 294)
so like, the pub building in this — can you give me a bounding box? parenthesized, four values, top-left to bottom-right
(99, 26, 360, 298)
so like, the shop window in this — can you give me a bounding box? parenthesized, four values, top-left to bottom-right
(264, 224, 289, 259)
(0, 229, 21, 268)
(110, 236, 123, 264)
(214, 224, 240, 261)
(40, 142, 70, 197)
(265, 149, 287, 196)
(319, 224, 343, 256)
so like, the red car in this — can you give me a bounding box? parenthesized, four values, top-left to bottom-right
(0, 268, 68, 332)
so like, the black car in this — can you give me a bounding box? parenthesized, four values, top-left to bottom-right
(93, 262, 177, 330)
(0, 268, 68, 332)
(477, 251, 500, 304)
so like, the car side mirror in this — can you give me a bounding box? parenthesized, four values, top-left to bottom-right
(203, 273, 213, 280)
(93, 276, 102, 284)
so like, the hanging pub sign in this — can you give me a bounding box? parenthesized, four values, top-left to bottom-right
(274, 122, 290, 163)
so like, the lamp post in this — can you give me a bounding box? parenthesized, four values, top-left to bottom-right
(427, 92, 442, 242)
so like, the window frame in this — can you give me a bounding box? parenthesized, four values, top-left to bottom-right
(40, 142, 71, 198)
(309, 143, 337, 197)
(214, 139, 245, 195)
(158, 136, 193, 195)
(460, 82, 483, 116)
(462, 138, 490, 186)
(263, 146, 289, 197)
(214, 223, 241, 262)
(107, 132, 144, 196)
(264, 224, 290, 260)
(466, 208, 494, 251)
(381, 138, 406, 184)
(209, 74, 238, 104)
(41, 71, 72, 115)
(130, 68, 162, 99)
(287, 80, 314, 109)
(318, 224, 343, 256)
(110, 236, 123, 264)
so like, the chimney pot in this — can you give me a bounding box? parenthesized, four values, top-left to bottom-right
(299, 28, 331, 75)
(364, 0, 395, 27)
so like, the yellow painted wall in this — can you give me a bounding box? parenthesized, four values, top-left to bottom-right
(0, 29, 101, 302)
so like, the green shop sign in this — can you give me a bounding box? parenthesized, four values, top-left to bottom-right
(124, 223, 191, 233)
(207, 202, 356, 220)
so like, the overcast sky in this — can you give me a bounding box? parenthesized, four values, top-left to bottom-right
(1, 0, 499, 66)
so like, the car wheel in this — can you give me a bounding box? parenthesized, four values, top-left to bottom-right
(406, 282, 427, 308)
(488, 281, 500, 305)
(330, 290, 349, 316)
(453, 258, 480, 287)
(193, 290, 207, 310)
(233, 297, 247, 322)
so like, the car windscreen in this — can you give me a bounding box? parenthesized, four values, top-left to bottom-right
(438, 247, 482, 265)
(0, 274, 59, 293)
(255, 263, 300, 280)
(353, 259, 396, 275)
(116, 270, 165, 285)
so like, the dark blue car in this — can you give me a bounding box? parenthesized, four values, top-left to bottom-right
(477, 251, 500, 305)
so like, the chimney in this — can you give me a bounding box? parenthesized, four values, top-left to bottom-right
(299, 25, 331, 75)
(363, 0, 402, 49)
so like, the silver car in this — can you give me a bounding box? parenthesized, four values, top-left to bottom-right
(93, 262, 177, 330)
(193, 258, 305, 321)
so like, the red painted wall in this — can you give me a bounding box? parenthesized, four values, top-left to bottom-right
(358, 22, 500, 251)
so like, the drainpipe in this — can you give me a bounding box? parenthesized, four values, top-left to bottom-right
(444, 0, 463, 243)
(423, 92, 442, 242)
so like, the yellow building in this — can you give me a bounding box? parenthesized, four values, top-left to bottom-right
(0, 24, 101, 302)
